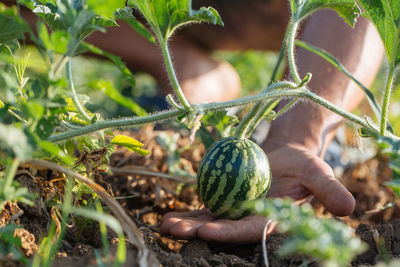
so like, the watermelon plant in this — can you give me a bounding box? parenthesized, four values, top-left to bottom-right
(1, 0, 400, 266)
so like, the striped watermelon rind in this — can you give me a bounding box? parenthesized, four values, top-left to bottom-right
(197, 137, 271, 219)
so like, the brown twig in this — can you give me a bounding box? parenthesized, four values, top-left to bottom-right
(24, 159, 159, 267)
(111, 165, 196, 184)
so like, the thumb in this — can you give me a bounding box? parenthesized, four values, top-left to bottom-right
(302, 156, 355, 216)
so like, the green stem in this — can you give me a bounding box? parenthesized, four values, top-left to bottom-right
(235, 105, 263, 139)
(244, 99, 280, 138)
(380, 67, 396, 136)
(3, 158, 20, 194)
(234, 82, 298, 138)
(270, 42, 287, 84)
(53, 55, 68, 78)
(159, 39, 192, 111)
(66, 57, 92, 122)
(287, 20, 301, 84)
(295, 40, 384, 125)
(8, 109, 29, 124)
(235, 37, 288, 139)
(272, 99, 298, 119)
(48, 84, 391, 142)
(49, 109, 184, 142)
(166, 94, 184, 110)
(96, 201, 110, 259)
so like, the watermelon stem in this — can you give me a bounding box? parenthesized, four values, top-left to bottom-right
(234, 19, 305, 140)
(236, 41, 288, 139)
(47, 86, 393, 142)
(159, 38, 193, 112)
(234, 82, 299, 139)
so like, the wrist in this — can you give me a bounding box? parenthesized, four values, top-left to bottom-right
(263, 101, 336, 157)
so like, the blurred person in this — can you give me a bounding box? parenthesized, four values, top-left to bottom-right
(9, 0, 385, 243)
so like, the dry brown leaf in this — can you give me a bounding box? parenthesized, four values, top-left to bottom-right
(13, 228, 38, 256)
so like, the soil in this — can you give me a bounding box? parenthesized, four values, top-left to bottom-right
(1, 126, 400, 267)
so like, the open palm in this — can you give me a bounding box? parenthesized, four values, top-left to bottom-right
(160, 143, 355, 243)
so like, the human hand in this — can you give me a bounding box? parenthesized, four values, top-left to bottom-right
(160, 142, 355, 243)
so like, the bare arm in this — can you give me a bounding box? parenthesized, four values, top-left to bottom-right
(264, 9, 384, 215)
(266, 9, 383, 155)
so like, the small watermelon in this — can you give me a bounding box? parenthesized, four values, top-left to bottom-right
(197, 137, 271, 219)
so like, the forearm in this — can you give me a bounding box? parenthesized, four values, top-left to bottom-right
(265, 10, 384, 156)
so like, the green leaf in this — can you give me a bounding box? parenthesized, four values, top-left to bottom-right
(19, 0, 67, 31)
(36, 116, 60, 139)
(51, 30, 70, 54)
(37, 21, 51, 49)
(87, 79, 147, 116)
(38, 141, 74, 165)
(20, 0, 115, 43)
(114, 7, 156, 44)
(0, 124, 34, 161)
(0, 224, 27, 262)
(357, 0, 400, 66)
(87, 0, 125, 18)
(111, 135, 149, 155)
(250, 198, 366, 266)
(200, 110, 238, 138)
(80, 42, 136, 86)
(290, 0, 360, 26)
(0, 14, 27, 44)
(37, 23, 71, 54)
(20, 101, 45, 121)
(129, 0, 223, 40)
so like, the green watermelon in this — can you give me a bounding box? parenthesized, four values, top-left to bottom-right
(197, 137, 271, 219)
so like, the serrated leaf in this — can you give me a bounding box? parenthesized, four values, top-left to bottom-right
(19, 0, 67, 31)
(290, 0, 360, 26)
(87, 79, 147, 116)
(111, 135, 149, 155)
(357, 0, 400, 66)
(200, 110, 238, 138)
(20, 0, 115, 44)
(130, 0, 223, 40)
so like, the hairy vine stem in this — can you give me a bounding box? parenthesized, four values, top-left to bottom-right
(380, 67, 396, 136)
(244, 100, 279, 138)
(234, 31, 288, 139)
(53, 55, 68, 78)
(295, 40, 384, 124)
(287, 20, 301, 84)
(66, 57, 92, 122)
(48, 84, 394, 142)
(234, 81, 299, 139)
(159, 39, 192, 111)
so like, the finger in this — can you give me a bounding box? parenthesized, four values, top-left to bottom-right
(301, 156, 355, 216)
(160, 209, 215, 239)
(197, 215, 271, 244)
